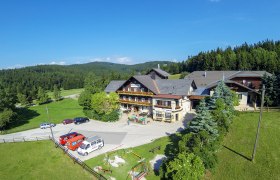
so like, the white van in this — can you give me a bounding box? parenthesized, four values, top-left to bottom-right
(77, 136, 104, 156)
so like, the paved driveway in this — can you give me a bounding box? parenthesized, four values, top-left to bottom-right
(0, 114, 194, 161)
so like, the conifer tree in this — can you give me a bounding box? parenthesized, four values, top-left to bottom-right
(189, 99, 218, 138)
(53, 85, 61, 101)
(37, 87, 49, 104)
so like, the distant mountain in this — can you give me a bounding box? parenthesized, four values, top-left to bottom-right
(68, 61, 171, 74)
(0, 61, 172, 98)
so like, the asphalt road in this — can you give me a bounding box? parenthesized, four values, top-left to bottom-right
(0, 118, 189, 161)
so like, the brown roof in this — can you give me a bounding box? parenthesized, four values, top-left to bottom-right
(153, 94, 182, 99)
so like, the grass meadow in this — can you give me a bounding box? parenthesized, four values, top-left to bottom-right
(210, 112, 280, 179)
(0, 141, 93, 180)
(3, 99, 84, 134)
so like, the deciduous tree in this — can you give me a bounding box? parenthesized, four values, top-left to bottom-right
(164, 153, 205, 180)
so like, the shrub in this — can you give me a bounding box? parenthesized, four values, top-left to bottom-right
(101, 110, 120, 122)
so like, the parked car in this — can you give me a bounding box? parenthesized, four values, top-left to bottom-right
(66, 134, 85, 151)
(77, 136, 104, 156)
(74, 117, 89, 125)
(59, 132, 80, 145)
(62, 119, 74, 125)
(40, 123, 56, 129)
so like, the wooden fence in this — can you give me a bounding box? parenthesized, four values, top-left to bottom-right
(50, 137, 107, 180)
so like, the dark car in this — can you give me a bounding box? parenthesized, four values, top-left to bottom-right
(59, 132, 80, 145)
(74, 117, 89, 125)
(62, 119, 74, 125)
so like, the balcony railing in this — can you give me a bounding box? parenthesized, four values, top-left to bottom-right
(117, 90, 154, 96)
(154, 104, 172, 109)
(119, 99, 152, 106)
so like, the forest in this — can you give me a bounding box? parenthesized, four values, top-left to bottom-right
(0, 61, 172, 101)
(163, 40, 280, 75)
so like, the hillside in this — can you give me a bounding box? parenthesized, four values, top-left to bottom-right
(0, 61, 172, 96)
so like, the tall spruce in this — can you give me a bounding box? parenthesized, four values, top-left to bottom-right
(53, 85, 61, 101)
(37, 87, 49, 104)
(189, 99, 218, 138)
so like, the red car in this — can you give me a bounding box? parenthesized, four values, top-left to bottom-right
(62, 119, 74, 125)
(59, 132, 80, 145)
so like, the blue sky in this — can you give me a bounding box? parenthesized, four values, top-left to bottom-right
(0, 0, 280, 69)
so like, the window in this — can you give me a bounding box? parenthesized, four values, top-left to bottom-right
(156, 111, 163, 117)
(165, 112, 171, 119)
(135, 97, 138, 101)
(141, 98, 145, 102)
(128, 88, 131, 91)
(123, 88, 125, 91)
(128, 97, 132, 101)
(141, 88, 145, 92)
(123, 96, 126, 100)
(238, 94, 242, 100)
(134, 88, 137, 92)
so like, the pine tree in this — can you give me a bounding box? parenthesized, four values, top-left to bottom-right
(189, 99, 218, 138)
(208, 81, 234, 112)
(53, 85, 61, 101)
(37, 87, 49, 104)
(17, 93, 29, 106)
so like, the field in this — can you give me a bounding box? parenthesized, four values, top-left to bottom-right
(169, 74, 181, 79)
(0, 141, 93, 180)
(47, 88, 84, 98)
(210, 112, 280, 179)
(3, 99, 84, 134)
(85, 137, 171, 180)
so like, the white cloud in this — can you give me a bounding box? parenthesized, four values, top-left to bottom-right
(116, 57, 132, 64)
(6, 64, 24, 69)
(49, 61, 66, 65)
(89, 56, 133, 65)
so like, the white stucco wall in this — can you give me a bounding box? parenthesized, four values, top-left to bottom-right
(236, 92, 248, 106)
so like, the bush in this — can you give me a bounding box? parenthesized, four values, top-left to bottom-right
(83, 109, 120, 122)
(101, 110, 120, 122)
(83, 109, 101, 120)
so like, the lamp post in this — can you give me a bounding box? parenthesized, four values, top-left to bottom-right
(252, 85, 265, 161)
(46, 105, 54, 140)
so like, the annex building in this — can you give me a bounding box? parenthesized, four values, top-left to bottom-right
(105, 68, 271, 122)
(185, 71, 271, 110)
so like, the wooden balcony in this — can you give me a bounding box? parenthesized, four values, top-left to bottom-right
(154, 104, 172, 109)
(119, 99, 152, 106)
(117, 90, 154, 97)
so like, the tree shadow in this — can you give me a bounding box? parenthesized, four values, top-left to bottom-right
(153, 157, 167, 176)
(176, 112, 196, 134)
(164, 132, 182, 159)
(223, 145, 252, 161)
(5, 108, 40, 130)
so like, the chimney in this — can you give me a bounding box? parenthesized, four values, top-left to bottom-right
(158, 64, 160, 69)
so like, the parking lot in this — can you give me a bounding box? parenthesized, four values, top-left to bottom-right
(0, 114, 192, 161)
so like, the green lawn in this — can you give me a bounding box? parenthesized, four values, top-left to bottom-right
(0, 141, 93, 180)
(3, 99, 84, 134)
(211, 112, 280, 180)
(47, 88, 84, 98)
(85, 137, 172, 180)
(169, 74, 181, 79)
